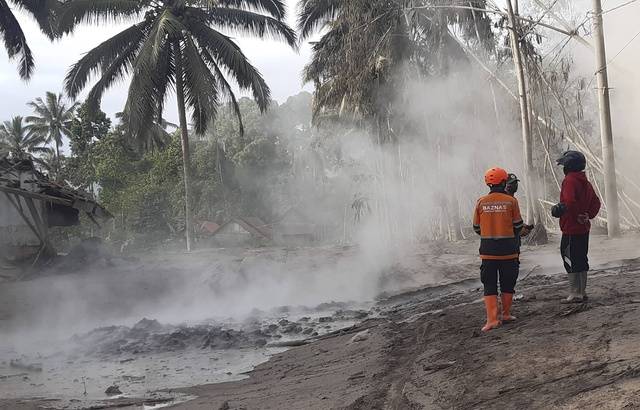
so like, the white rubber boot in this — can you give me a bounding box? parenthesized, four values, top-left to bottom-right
(561, 272, 583, 304)
(579, 271, 588, 301)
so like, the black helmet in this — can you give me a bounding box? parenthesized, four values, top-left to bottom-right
(505, 173, 519, 195)
(556, 150, 586, 172)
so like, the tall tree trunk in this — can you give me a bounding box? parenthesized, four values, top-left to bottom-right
(506, 1, 544, 228)
(55, 139, 61, 181)
(450, 191, 464, 241)
(175, 43, 193, 252)
(489, 81, 508, 164)
(592, 0, 621, 237)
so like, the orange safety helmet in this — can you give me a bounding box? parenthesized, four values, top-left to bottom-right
(484, 167, 509, 186)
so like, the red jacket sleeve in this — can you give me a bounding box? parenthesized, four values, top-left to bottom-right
(560, 178, 578, 213)
(587, 182, 601, 219)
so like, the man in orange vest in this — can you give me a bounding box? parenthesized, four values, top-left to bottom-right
(473, 167, 524, 332)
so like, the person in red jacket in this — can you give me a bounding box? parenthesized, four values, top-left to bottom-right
(551, 151, 601, 303)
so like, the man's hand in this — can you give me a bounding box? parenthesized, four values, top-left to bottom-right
(521, 224, 534, 237)
(577, 213, 589, 225)
(551, 203, 566, 218)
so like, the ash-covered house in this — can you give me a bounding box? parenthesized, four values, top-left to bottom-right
(208, 217, 272, 247)
(272, 205, 340, 246)
(0, 156, 111, 263)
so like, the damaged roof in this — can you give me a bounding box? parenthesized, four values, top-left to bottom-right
(212, 217, 272, 240)
(0, 156, 112, 221)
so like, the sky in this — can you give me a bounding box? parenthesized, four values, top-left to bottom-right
(2, 0, 639, 128)
(0, 0, 312, 123)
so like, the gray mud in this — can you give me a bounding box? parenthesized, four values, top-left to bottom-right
(0, 302, 370, 409)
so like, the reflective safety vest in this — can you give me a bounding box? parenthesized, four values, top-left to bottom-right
(473, 192, 524, 260)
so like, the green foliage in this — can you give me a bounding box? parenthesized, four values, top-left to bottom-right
(77, 130, 183, 240)
(92, 132, 139, 198)
(233, 135, 291, 220)
(98, 129, 289, 240)
(4, 90, 313, 249)
(68, 103, 112, 156)
(26, 92, 79, 179)
(62, 103, 112, 189)
(205, 96, 306, 221)
(0, 116, 51, 160)
(60, 0, 297, 249)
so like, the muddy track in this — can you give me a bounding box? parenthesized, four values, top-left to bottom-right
(346, 321, 419, 410)
(332, 260, 640, 410)
(369, 265, 640, 409)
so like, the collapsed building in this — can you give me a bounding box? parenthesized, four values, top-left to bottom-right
(272, 206, 340, 246)
(0, 156, 111, 264)
(208, 217, 272, 247)
(205, 206, 341, 248)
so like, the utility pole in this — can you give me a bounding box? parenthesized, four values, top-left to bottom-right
(505, 0, 544, 228)
(592, 0, 621, 237)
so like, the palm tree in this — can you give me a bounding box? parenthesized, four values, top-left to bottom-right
(115, 111, 176, 152)
(60, 0, 297, 251)
(0, 116, 51, 159)
(37, 149, 57, 173)
(299, 0, 409, 136)
(298, 0, 493, 136)
(0, 0, 59, 79)
(26, 91, 78, 178)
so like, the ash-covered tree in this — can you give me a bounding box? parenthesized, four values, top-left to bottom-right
(60, 0, 297, 251)
(298, 0, 493, 142)
(298, 0, 496, 243)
